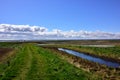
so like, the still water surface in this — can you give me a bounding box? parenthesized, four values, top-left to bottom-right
(58, 48, 120, 68)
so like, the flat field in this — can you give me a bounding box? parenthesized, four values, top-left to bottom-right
(0, 40, 120, 80)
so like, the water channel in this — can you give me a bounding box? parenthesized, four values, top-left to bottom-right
(58, 48, 120, 68)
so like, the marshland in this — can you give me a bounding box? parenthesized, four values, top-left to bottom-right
(0, 40, 120, 80)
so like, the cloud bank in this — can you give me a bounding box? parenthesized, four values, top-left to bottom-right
(0, 24, 120, 40)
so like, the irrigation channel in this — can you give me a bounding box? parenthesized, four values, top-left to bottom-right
(58, 48, 120, 68)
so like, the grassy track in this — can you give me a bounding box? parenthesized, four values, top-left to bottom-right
(0, 43, 100, 80)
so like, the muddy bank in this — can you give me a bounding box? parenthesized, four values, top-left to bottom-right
(58, 48, 120, 68)
(43, 47, 120, 80)
(42, 46, 120, 63)
(0, 48, 14, 61)
(65, 47, 120, 63)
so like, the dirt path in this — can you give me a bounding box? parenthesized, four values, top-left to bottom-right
(13, 45, 33, 80)
(25, 45, 47, 80)
(0, 44, 48, 80)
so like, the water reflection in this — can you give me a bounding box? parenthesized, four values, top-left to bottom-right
(58, 48, 120, 68)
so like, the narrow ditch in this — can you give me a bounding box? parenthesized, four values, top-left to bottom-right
(58, 48, 120, 68)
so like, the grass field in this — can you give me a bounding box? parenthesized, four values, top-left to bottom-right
(41, 43, 120, 61)
(0, 42, 101, 80)
(36, 40, 120, 80)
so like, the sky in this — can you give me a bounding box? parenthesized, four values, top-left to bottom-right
(0, 0, 120, 40)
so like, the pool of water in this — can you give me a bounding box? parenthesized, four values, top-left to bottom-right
(58, 48, 120, 68)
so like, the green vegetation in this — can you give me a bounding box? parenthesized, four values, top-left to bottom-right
(38, 44, 120, 79)
(0, 43, 99, 80)
(65, 45, 120, 60)
(0, 42, 21, 48)
(39, 43, 120, 60)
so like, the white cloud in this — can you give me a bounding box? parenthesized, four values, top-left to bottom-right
(0, 24, 47, 32)
(0, 24, 120, 40)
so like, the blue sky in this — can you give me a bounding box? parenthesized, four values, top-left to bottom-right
(0, 0, 120, 32)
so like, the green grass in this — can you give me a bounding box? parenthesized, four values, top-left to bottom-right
(39, 44, 120, 59)
(65, 45, 120, 59)
(38, 44, 120, 79)
(0, 43, 100, 80)
(0, 42, 21, 48)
